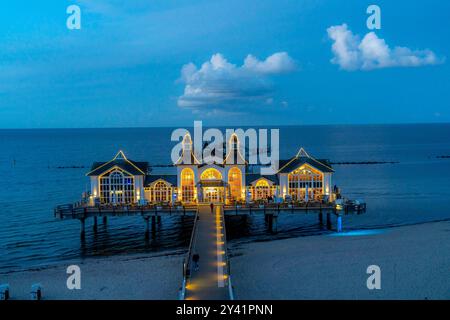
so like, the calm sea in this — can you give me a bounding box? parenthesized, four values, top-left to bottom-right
(1, 124, 450, 273)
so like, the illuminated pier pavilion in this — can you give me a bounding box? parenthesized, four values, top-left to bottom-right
(55, 133, 365, 300)
(85, 133, 335, 206)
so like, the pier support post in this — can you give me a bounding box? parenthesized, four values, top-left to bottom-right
(157, 215, 161, 223)
(80, 218, 86, 240)
(144, 217, 150, 240)
(151, 216, 156, 230)
(272, 215, 278, 233)
(103, 216, 107, 225)
(318, 211, 323, 225)
(326, 213, 332, 230)
(337, 215, 342, 233)
(267, 214, 273, 232)
(93, 216, 98, 233)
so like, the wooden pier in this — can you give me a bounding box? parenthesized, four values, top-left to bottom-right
(179, 204, 233, 300)
(54, 200, 364, 300)
(222, 201, 365, 233)
(54, 200, 365, 238)
(54, 204, 197, 239)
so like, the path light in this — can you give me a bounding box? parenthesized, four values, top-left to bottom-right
(186, 283, 197, 291)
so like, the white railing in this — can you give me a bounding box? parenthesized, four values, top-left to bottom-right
(179, 208, 199, 300)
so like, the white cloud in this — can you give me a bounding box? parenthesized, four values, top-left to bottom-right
(327, 24, 443, 71)
(244, 52, 297, 74)
(177, 52, 297, 110)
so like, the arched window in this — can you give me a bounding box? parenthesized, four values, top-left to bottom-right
(200, 168, 222, 180)
(228, 167, 242, 201)
(288, 165, 323, 201)
(151, 181, 170, 203)
(99, 170, 135, 204)
(254, 179, 271, 200)
(181, 168, 195, 203)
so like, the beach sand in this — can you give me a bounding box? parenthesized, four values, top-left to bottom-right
(1, 251, 184, 300)
(2, 221, 449, 300)
(230, 220, 450, 300)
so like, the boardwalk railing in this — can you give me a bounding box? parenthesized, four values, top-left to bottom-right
(179, 208, 199, 300)
(220, 206, 234, 300)
(224, 201, 333, 211)
(54, 203, 196, 219)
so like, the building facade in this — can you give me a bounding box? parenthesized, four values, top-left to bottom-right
(86, 134, 334, 205)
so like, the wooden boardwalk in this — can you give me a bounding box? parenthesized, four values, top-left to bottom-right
(184, 204, 231, 300)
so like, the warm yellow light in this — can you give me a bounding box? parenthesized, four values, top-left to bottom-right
(217, 241, 225, 245)
(218, 250, 225, 255)
(186, 282, 198, 291)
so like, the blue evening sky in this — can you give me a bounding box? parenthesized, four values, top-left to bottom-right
(0, 0, 449, 128)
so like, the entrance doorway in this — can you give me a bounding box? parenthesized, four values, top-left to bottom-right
(204, 187, 221, 203)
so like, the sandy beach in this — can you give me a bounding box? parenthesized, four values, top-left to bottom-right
(2, 221, 449, 300)
(1, 251, 184, 300)
(230, 220, 450, 300)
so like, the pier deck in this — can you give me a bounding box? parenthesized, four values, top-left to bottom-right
(54, 204, 197, 220)
(184, 205, 232, 300)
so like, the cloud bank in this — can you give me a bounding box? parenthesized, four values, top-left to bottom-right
(327, 24, 443, 71)
(177, 52, 296, 110)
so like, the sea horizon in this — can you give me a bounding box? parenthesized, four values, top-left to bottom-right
(1, 121, 450, 130)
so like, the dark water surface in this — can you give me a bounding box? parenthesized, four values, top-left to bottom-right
(1, 124, 450, 272)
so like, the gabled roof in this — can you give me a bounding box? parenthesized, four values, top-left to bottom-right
(196, 134, 248, 165)
(278, 148, 334, 173)
(175, 134, 201, 165)
(145, 175, 177, 186)
(224, 133, 247, 165)
(86, 151, 148, 176)
(245, 173, 279, 185)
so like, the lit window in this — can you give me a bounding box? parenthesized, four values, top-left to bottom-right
(288, 165, 323, 201)
(99, 170, 135, 204)
(181, 168, 195, 203)
(228, 167, 242, 201)
(200, 168, 222, 180)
